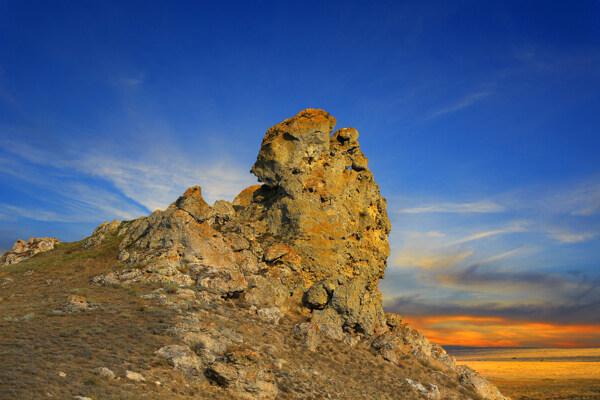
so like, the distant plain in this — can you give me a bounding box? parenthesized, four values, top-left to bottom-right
(448, 347, 600, 399)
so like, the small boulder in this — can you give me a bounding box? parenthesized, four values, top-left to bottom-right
(53, 295, 95, 314)
(197, 265, 247, 297)
(155, 345, 203, 375)
(293, 322, 321, 351)
(83, 234, 104, 250)
(457, 366, 509, 400)
(385, 312, 403, 328)
(125, 370, 145, 382)
(205, 350, 278, 399)
(256, 307, 284, 325)
(303, 280, 334, 309)
(263, 244, 291, 262)
(405, 379, 440, 400)
(94, 367, 115, 380)
(311, 308, 344, 340)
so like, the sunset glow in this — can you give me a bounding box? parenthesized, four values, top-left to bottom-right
(404, 315, 600, 348)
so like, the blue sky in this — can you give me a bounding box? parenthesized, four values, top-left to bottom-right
(1, 1, 599, 346)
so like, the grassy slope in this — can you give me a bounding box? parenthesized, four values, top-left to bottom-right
(0, 237, 227, 400)
(0, 236, 481, 400)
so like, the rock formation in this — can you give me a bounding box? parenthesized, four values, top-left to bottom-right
(0, 237, 59, 266)
(0, 109, 508, 400)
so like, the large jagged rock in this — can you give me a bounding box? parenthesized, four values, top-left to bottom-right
(118, 186, 237, 268)
(83, 108, 507, 400)
(1, 237, 59, 266)
(243, 109, 391, 289)
(237, 108, 392, 334)
(83, 219, 121, 249)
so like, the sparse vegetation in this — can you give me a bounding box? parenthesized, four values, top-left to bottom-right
(0, 234, 479, 399)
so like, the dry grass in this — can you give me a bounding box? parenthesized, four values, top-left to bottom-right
(0, 237, 227, 400)
(450, 347, 600, 400)
(0, 235, 480, 399)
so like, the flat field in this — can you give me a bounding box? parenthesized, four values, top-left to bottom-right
(448, 347, 600, 400)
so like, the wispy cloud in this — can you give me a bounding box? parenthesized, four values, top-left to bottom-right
(395, 247, 473, 270)
(393, 222, 529, 270)
(0, 204, 74, 223)
(425, 91, 492, 120)
(548, 230, 596, 244)
(78, 153, 257, 210)
(396, 200, 504, 214)
(385, 280, 600, 326)
(119, 73, 145, 87)
(436, 263, 567, 289)
(0, 123, 258, 223)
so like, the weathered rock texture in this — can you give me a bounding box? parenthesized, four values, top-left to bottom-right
(1, 237, 59, 266)
(244, 109, 391, 288)
(83, 109, 507, 400)
(239, 108, 391, 335)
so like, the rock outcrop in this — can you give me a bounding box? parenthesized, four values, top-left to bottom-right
(245, 109, 390, 288)
(1, 237, 59, 266)
(83, 219, 121, 249)
(82, 109, 508, 399)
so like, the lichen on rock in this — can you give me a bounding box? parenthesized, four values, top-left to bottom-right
(1, 237, 60, 266)
(79, 108, 507, 400)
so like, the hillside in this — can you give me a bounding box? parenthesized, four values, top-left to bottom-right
(0, 109, 507, 400)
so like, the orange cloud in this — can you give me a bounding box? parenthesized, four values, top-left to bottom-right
(403, 314, 600, 348)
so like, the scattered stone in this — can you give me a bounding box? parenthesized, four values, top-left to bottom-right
(83, 234, 104, 250)
(91, 258, 193, 288)
(205, 350, 278, 399)
(155, 345, 203, 375)
(371, 332, 403, 364)
(405, 379, 440, 400)
(385, 312, 403, 328)
(125, 370, 145, 382)
(94, 367, 115, 380)
(256, 307, 284, 325)
(197, 265, 247, 297)
(293, 322, 321, 351)
(457, 366, 509, 400)
(53, 295, 95, 314)
(311, 308, 344, 340)
(263, 244, 291, 262)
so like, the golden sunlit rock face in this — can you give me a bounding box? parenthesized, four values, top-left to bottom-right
(242, 108, 392, 335)
(246, 109, 390, 282)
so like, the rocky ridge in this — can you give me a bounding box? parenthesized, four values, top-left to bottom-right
(0, 109, 508, 400)
(0, 237, 59, 266)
